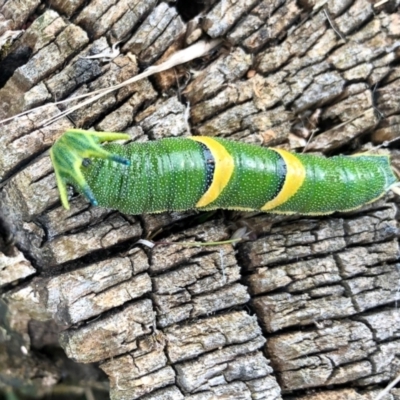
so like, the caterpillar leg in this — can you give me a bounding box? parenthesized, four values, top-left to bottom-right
(50, 129, 130, 209)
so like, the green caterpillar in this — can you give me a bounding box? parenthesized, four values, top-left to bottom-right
(50, 129, 398, 215)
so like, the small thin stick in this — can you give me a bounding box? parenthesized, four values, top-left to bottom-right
(374, 373, 400, 400)
(376, 136, 400, 149)
(301, 108, 379, 152)
(43, 39, 221, 126)
(155, 238, 243, 247)
(323, 9, 346, 42)
(79, 40, 121, 61)
(0, 39, 222, 126)
(318, 110, 368, 136)
(374, 0, 389, 7)
(303, 129, 318, 153)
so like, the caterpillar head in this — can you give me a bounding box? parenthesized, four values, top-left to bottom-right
(50, 129, 130, 209)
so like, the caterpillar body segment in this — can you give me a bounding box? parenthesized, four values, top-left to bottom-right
(50, 130, 398, 215)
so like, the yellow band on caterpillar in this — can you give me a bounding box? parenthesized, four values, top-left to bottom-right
(261, 148, 306, 211)
(190, 137, 234, 208)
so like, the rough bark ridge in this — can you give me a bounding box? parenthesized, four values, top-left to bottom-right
(1, 0, 400, 399)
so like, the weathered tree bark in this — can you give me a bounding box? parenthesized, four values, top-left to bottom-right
(1, 0, 400, 399)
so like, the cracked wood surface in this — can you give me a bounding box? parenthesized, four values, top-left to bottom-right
(1, 0, 400, 399)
